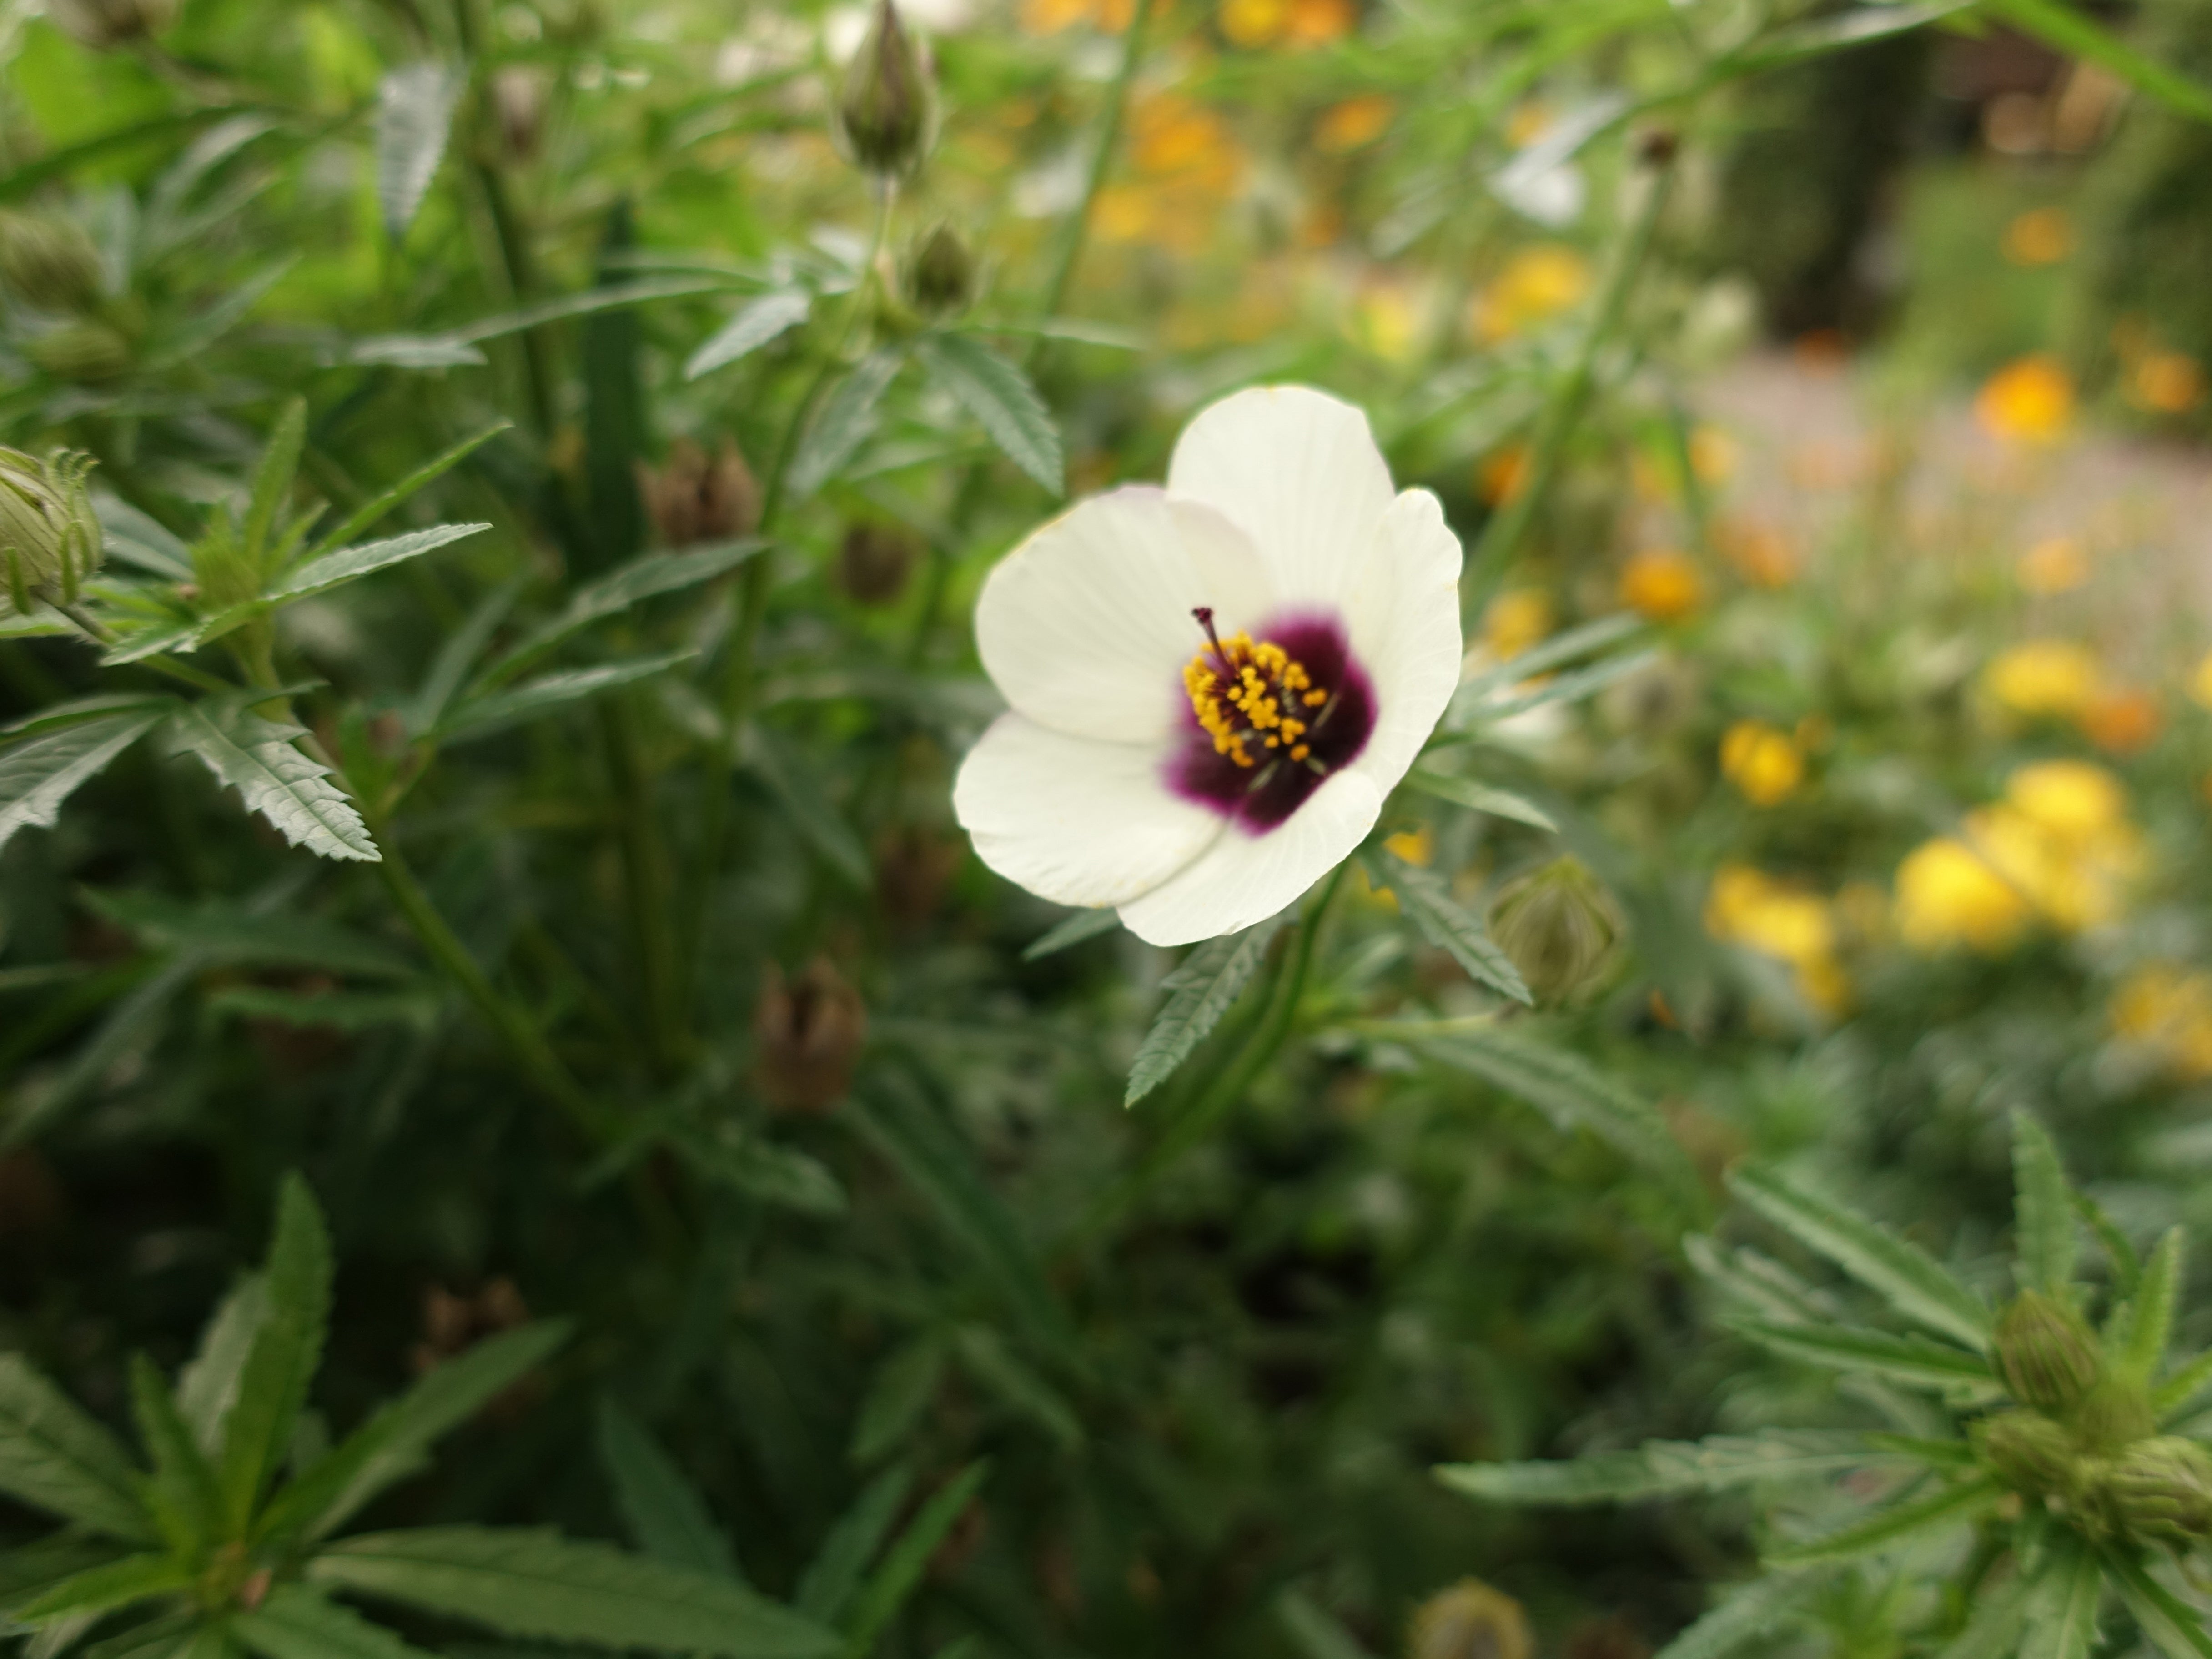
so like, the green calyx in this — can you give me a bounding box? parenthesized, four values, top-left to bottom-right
(1486, 856, 1625, 1006)
(1993, 1290, 2103, 1413)
(2093, 1435, 2212, 1545)
(0, 447, 101, 618)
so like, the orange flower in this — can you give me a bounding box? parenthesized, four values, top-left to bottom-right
(1019, 0, 1133, 31)
(1477, 445, 1529, 507)
(1284, 0, 1356, 44)
(1619, 549, 1703, 621)
(2081, 686, 2162, 755)
(2002, 206, 2074, 266)
(2131, 351, 2206, 416)
(1976, 355, 2075, 444)
(1314, 94, 1393, 154)
(1717, 518, 1797, 588)
(2015, 535, 2089, 595)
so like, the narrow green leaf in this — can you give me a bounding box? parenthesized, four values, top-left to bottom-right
(1728, 1320, 1996, 1396)
(2121, 1228, 2184, 1383)
(0, 1539, 129, 1623)
(841, 1462, 987, 1651)
(266, 523, 490, 607)
(1764, 1474, 1998, 1566)
(2, 956, 201, 1149)
(685, 291, 811, 380)
(15, 1556, 188, 1625)
(128, 1356, 219, 1554)
(408, 575, 525, 733)
(219, 1175, 332, 1530)
(447, 277, 729, 346)
(1652, 1573, 1825, 1659)
(2024, 1534, 2103, 1659)
(236, 1584, 440, 1659)
(482, 542, 762, 687)
(1729, 1165, 1991, 1351)
(0, 1355, 156, 1543)
(1988, 0, 2212, 126)
(1685, 1236, 1832, 1327)
(580, 201, 649, 580)
(81, 892, 412, 981)
(296, 424, 510, 566)
(1372, 851, 1531, 1005)
(80, 1612, 205, 1659)
(307, 1527, 840, 1658)
(2076, 1191, 2142, 1298)
(796, 1466, 912, 1627)
(2102, 1547, 2212, 1658)
(743, 731, 869, 889)
(914, 334, 1062, 494)
(169, 707, 379, 864)
(1125, 917, 1285, 1106)
(952, 1328, 1081, 1451)
(204, 988, 435, 1036)
(789, 352, 901, 499)
(1021, 908, 1120, 960)
(374, 64, 463, 238)
(594, 1399, 741, 1581)
(676, 1128, 846, 1218)
(2, 696, 173, 741)
(1403, 769, 1557, 831)
(437, 654, 695, 745)
(849, 1342, 945, 1468)
(0, 712, 167, 859)
(2011, 1111, 2077, 1297)
(242, 400, 307, 570)
(176, 1276, 270, 1457)
(1275, 1589, 1372, 1659)
(2155, 1347, 2212, 1422)
(1437, 1432, 1893, 1506)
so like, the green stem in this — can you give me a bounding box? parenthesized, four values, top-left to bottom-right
(601, 697, 683, 1074)
(1466, 141, 1676, 591)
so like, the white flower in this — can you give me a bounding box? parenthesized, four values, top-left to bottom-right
(953, 386, 1464, 946)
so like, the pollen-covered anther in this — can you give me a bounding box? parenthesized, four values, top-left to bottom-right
(1183, 617, 1329, 774)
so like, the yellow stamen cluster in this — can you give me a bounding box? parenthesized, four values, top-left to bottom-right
(1183, 630, 1329, 769)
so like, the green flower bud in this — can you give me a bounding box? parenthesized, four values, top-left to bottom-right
(834, 0, 931, 179)
(1973, 1408, 2077, 1497)
(2097, 1436, 2212, 1545)
(2073, 1374, 2156, 1455)
(1994, 1291, 2103, 1413)
(904, 223, 975, 319)
(46, 0, 177, 48)
(0, 211, 102, 313)
(25, 319, 131, 382)
(0, 448, 101, 618)
(1486, 856, 1625, 1005)
(1408, 1579, 1533, 1659)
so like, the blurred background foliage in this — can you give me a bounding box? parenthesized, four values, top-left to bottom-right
(5, 0, 2212, 1654)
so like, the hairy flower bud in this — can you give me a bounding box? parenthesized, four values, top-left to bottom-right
(834, 0, 931, 178)
(0, 211, 102, 313)
(2072, 1375, 2156, 1454)
(1973, 1408, 2076, 1496)
(637, 439, 761, 548)
(1994, 1291, 2103, 1413)
(25, 318, 131, 382)
(47, 0, 176, 46)
(0, 448, 101, 618)
(1408, 1579, 1533, 1659)
(1487, 856, 1624, 1005)
(836, 520, 921, 607)
(904, 222, 975, 319)
(2097, 1436, 2212, 1545)
(752, 958, 867, 1114)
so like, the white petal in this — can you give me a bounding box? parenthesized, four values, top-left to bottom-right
(1117, 769, 1382, 947)
(953, 713, 1222, 908)
(1165, 385, 1396, 613)
(974, 486, 1275, 743)
(1342, 488, 1465, 797)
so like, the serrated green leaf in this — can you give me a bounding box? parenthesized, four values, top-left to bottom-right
(1729, 1165, 1991, 1351)
(128, 1356, 218, 1555)
(789, 353, 901, 499)
(686, 292, 810, 380)
(2023, 1534, 2103, 1659)
(676, 1128, 846, 1218)
(219, 1175, 332, 1530)
(2011, 1111, 2077, 1297)
(1402, 769, 1557, 830)
(0, 1539, 129, 1623)
(1652, 1573, 1825, 1659)
(2155, 1347, 2212, 1422)
(408, 577, 525, 734)
(1021, 909, 1120, 960)
(307, 1528, 839, 1658)
(374, 65, 462, 238)
(169, 707, 378, 864)
(176, 1276, 270, 1458)
(265, 524, 490, 608)
(0, 1356, 155, 1542)
(594, 1399, 741, 1581)
(743, 730, 868, 890)
(1728, 1320, 1996, 1396)
(15, 1556, 188, 1625)
(2, 697, 174, 741)
(1372, 851, 1531, 1004)
(2120, 1228, 2184, 1384)
(482, 543, 763, 688)
(915, 334, 1062, 494)
(952, 1327, 1081, 1451)
(81, 892, 412, 980)
(1764, 1474, 1997, 1566)
(1125, 918, 1284, 1106)
(437, 654, 695, 745)
(849, 1341, 945, 1468)
(796, 1466, 910, 1627)
(236, 1584, 439, 1659)
(242, 400, 307, 571)
(294, 426, 509, 568)
(1438, 1432, 1893, 1506)
(0, 711, 167, 859)
(2102, 1547, 2212, 1658)
(1686, 1236, 1832, 1326)
(842, 1463, 987, 1650)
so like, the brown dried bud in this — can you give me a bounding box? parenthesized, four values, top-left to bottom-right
(0, 211, 101, 313)
(1973, 1408, 2076, 1497)
(835, 0, 931, 178)
(2097, 1436, 2212, 1544)
(875, 824, 963, 930)
(1486, 856, 1624, 1005)
(492, 66, 550, 163)
(47, 0, 176, 47)
(637, 438, 761, 548)
(1408, 1579, 1532, 1659)
(837, 521, 922, 606)
(752, 958, 867, 1114)
(413, 1277, 529, 1372)
(1994, 1291, 2103, 1413)
(905, 222, 975, 320)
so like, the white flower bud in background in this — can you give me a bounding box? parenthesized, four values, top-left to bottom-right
(0, 448, 102, 618)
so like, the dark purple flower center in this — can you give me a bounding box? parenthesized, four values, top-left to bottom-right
(1169, 609, 1376, 833)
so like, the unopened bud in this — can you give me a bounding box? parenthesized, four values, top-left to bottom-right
(0, 448, 101, 618)
(1486, 856, 1624, 1005)
(2072, 1375, 2155, 1454)
(491, 66, 550, 163)
(637, 439, 761, 548)
(752, 958, 867, 1114)
(835, 0, 931, 178)
(1973, 1408, 2076, 1497)
(0, 211, 101, 313)
(1408, 1579, 1533, 1659)
(905, 223, 975, 319)
(836, 520, 921, 606)
(25, 318, 131, 381)
(1994, 1291, 2103, 1413)
(2098, 1436, 2212, 1545)
(46, 0, 176, 46)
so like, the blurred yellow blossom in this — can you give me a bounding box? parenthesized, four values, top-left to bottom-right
(1985, 639, 2101, 718)
(1896, 838, 2032, 954)
(1314, 95, 1393, 153)
(1505, 100, 1552, 146)
(1468, 245, 1591, 342)
(1619, 549, 1703, 621)
(1283, 0, 1357, 45)
(1382, 825, 1433, 866)
(2190, 651, 2212, 709)
(1219, 0, 1354, 48)
(1691, 426, 1738, 485)
(1477, 445, 1529, 507)
(1719, 721, 1805, 807)
(1351, 281, 1424, 362)
(1716, 518, 1798, 588)
(2004, 759, 2127, 842)
(1019, 0, 1133, 31)
(2016, 535, 2089, 595)
(2111, 964, 2212, 1079)
(2081, 686, 2162, 755)
(1096, 94, 1245, 251)
(2131, 351, 2206, 415)
(1704, 865, 1848, 1014)
(1953, 761, 2145, 935)
(1976, 355, 2075, 444)
(2002, 206, 2074, 266)
(1482, 588, 1553, 662)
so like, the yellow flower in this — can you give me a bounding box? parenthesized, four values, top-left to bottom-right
(2191, 651, 2212, 710)
(1219, 0, 1352, 47)
(1716, 517, 1797, 589)
(1976, 355, 2076, 445)
(1283, 0, 1356, 45)
(2016, 535, 2089, 595)
(1895, 838, 2033, 954)
(1383, 824, 1433, 866)
(1217, 0, 1287, 44)
(1314, 94, 1393, 154)
(1704, 865, 1847, 1013)
(1719, 720, 1805, 807)
(1468, 245, 1591, 342)
(1351, 281, 1424, 363)
(1619, 549, 1703, 621)
(2080, 686, 2162, 756)
(2111, 965, 2212, 1080)
(2004, 759, 2127, 844)
(1020, 0, 1133, 31)
(1966, 799, 2141, 934)
(2131, 352, 2206, 416)
(1985, 639, 2101, 718)
(2002, 206, 2074, 267)
(1690, 425, 1738, 485)
(1481, 588, 1553, 661)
